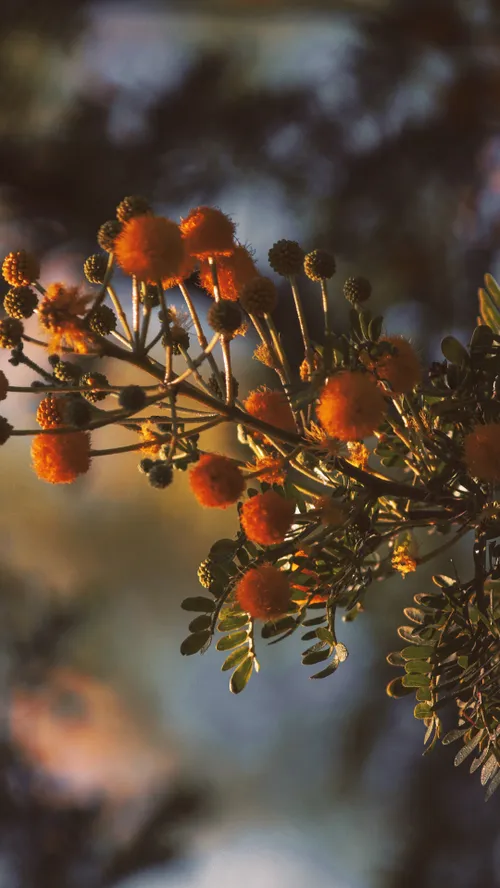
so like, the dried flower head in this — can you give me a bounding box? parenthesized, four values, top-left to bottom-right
(118, 385, 147, 412)
(189, 453, 245, 508)
(235, 563, 291, 620)
(0, 370, 8, 401)
(0, 416, 13, 445)
(244, 387, 296, 436)
(87, 304, 117, 337)
(207, 300, 242, 336)
(116, 195, 152, 223)
(317, 372, 387, 441)
(148, 461, 173, 489)
(180, 206, 235, 258)
(304, 422, 341, 458)
(240, 490, 295, 546)
(343, 276, 372, 305)
(304, 250, 336, 281)
(97, 220, 123, 252)
(268, 239, 304, 277)
(239, 276, 277, 316)
(3, 286, 38, 319)
(31, 431, 91, 484)
(251, 456, 287, 486)
(114, 216, 184, 283)
(299, 351, 323, 382)
(0, 317, 24, 349)
(36, 394, 66, 430)
(198, 245, 257, 301)
(80, 371, 109, 403)
(464, 423, 500, 482)
(83, 254, 109, 285)
(2, 250, 40, 287)
(38, 283, 94, 354)
(375, 336, 422, 394)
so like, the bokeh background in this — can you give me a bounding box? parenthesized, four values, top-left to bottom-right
(2, 1, 500, 886)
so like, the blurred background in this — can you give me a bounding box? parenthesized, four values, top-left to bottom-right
(1, 0, 500, 885)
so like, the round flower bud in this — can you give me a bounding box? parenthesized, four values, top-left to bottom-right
(3, 286, 38, 319)
(240, 490, 295, 546)
(138, 457, 154, 474)
(118, 385, 147, 412)
(239, 276, 277, 316)
(180, 206, 236, 258)
(235, 564, 291, 620)
(84, 254, 108, 284)
(0, 317, 24, 349)
(304, 250, 336, 281)
(317, 371, 387, 441)
(36, 394, 66, 430)
(114, 216, 184, 283)
(207, 372, 239, 400)
(207, 301, 242, 335)
(97, 220, 123, 252)
(464, 423, 500, 482)
(31, 431, 91, 484)
(197, 558, 214, 589)
(116, 195, 151, 223)
(0, 416, 13, 445)
(343, 276, 372, 305)
(140, 284, 161, 308)
(148, 461, 173, 489)
(53, 361, 82, 384)
(0, 370, 8, 401)
(268, 239, 305, 277)
(80, 371, 109, 403)
(87, 304, 117, 337)
(170, 323, 190, 354)
(2, 250, 40, 287)
(64, 396, 92, 428)
(189, 453, 245, 508)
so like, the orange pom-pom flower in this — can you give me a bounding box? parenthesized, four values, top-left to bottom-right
(464, 423, 500, 482)
(114, 216, 184, 283)
(375, 336, 422, 394)
(189, 453, 245, 508)
(180, 206, 235, 259)
(244, 387, 296, 436)
(31, 431, 91, 484)
(235, 564, 291, 620)
(317, 372, 387, 441)
(240, 490, 295, 546)
(39, 283, 94, 354)
(198, 245, 257, 301)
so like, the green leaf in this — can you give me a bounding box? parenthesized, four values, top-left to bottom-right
(181, 596, 215, 613)
(481, 754, 499, 786)
(470, 324, 494, 351)
(397, 626, 418, 644)
(470, 747, 489, 774)
(404, 659, 431, 674)
(402, 673, 431, 688)
(180, 630, 212, 656)
(368, 315, 383, 342)
(386, 677, 413, 698)
(261, 616, 299, 639)
(188, 614, 212, 633)
(454, 731, 483, 767)
(302, 648, 331, 666)
(441, 335, 469, 366)
(216, 631, 248, 652)
(442, 728, 468, 745)
(221, 645, 249, 672)
(310, 659, 340, 680)
(218, 613, 249, 632)
(302, 629, 321, 641)
(316, 626, 335, 646)
(230, 657, 253, 694)
(403, 607, 426, 624)
(209, 538, 239, 562)
(401, 645, 435, 660)
(416, 686, 432, 702)
(414, 703, 433, 719)
(485, 768, 500, 801)
(386, 651, 406, 667)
